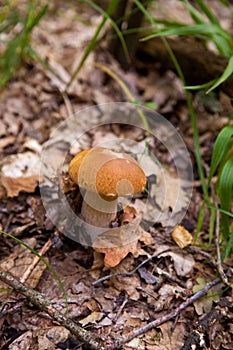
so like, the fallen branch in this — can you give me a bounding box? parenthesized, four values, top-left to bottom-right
(0, 269, 106, 350)
(120, 269, 232, 345)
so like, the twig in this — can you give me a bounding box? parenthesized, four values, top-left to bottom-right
(119, 269, 232, 344)
(208, 168, 229, 285)
(0, 269, 106, 350)
(155, 266, 187, 289)
(112, 296, 128, 324)
(93, 248, 179, 286)
(215, 204, 229, 285)
(20, 238, 52, 284)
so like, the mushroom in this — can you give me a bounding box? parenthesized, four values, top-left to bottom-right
(68, 147, 146, 228)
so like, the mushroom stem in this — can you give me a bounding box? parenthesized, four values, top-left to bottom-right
(81, 191, 117, 227)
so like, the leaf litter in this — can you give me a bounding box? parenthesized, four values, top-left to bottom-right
(0, 1, 232, 349)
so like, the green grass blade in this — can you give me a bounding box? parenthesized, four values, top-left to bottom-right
(208, 205, 233, 218)
(26, 4, 48, 32)
(208, 125, 233, 185)
(194, 0, 220, 26)
(221, 231, 233, 261)
(83, 0, 129, 61)
(213, 34, 233, 57)
(141, 24, 233, 43)
(182, 0, 206, 25)
(133, 0, 210, 209)
(219, 156, 233, 238)
(207, 56, 233, 93)
(184, 79, 217, 91)
(194, 200, 206, 242)
(0, 230, 69, 315)
(66, 0, 123, 91)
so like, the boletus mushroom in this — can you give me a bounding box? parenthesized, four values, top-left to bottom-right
(68, 147, 146, 228)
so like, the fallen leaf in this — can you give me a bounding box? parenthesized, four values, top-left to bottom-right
(192, 277, 224, 315)
(79, 311, 104, 326)
(171, 225, 193, 248)
(0, 152, 41, 197)
(9, 331, 33, 350)
(157, 245, 195, 276)
(0, 238, 47, 297)
(93, 214, 152, 267)
(138, 267, 159, 284)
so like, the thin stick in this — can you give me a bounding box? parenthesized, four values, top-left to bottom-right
(0, 269, 106, 350)
(215, 207, 229, 284)
(93, 248, 179, 286)
(120, 270, 232, 344)
(208, 167, 229, 285)
(20, 239, 53, 284)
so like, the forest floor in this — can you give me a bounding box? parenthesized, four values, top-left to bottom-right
(0, 1, 233, 349)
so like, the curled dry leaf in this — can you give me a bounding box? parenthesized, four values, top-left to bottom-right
(0, 152, 41, 197)
(171, 225, 193, 248)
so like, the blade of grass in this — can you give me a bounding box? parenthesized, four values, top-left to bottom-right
(65, 0, 128, 92)
(207, 56, 233, 93)
(194, 0, 220, 25)
(208, 125, 233, 185)
(221, 231, 233, 261)
(208, 205, 233, 218)
(92, 61, 150, 132)
(0, 229, 68, 315)
(0, 3, 48, 89)
(219, 156, 233, 238)
(141, 24, 233, 44)
(184, 79, 217, 91)
(194, 201, 206, 243)
(135, 0, 209, 203)
(182, 0, 206, 25)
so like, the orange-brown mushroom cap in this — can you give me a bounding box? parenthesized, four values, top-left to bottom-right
(69, 147, 146, 198)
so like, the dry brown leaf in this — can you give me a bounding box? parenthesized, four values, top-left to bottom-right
(0, 238, 47, 297)
(79, 311, 104, 326)
(8, 331, 33, 350)
(171, 225, 193, 248)
(0, 152, 41, 197)
(157, 245, 195, 276)
(93, 215, 152, 267)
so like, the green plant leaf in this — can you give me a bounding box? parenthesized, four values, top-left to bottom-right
(194, 0, 220, 26)
(208, 125, 233, 185)
(207, 56, 233, 93)
(221, 231, 233, 261)
(184, 79, 217, 91)
(219, 156, 233, 238)
(141, 24, 233, 43)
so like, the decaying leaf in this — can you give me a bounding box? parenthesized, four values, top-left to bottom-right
(79, 311, 104, 326)
(93, 214, 152, 268)
(171, 225, 193, 248)
(0, 238, 47, 298)
(8, 331, 33, 350)
(192, 277, 224, 315)
(0, 152, 41, 197)
(157, 245, 195, 276)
